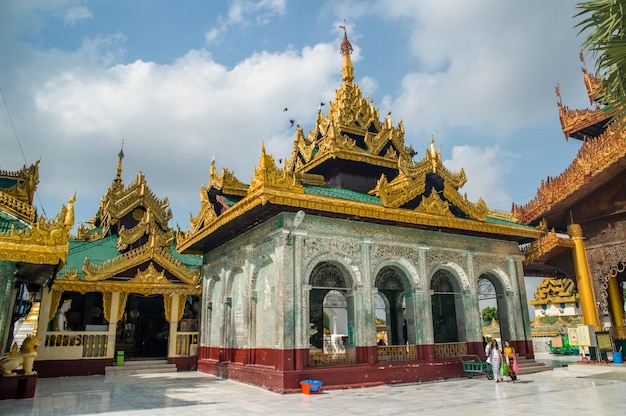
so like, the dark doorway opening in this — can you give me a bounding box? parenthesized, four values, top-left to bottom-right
(116, 294, 168, 359)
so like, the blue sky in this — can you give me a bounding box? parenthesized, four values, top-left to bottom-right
(2, 0, 591, 243)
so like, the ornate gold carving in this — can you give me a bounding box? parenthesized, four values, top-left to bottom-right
(97, 171, 172, 237)
(132, 262, 169, 284)
(164, 293, 188, 323)
(178, 187, 545, 253)
(103, 292, 112, 323)
(530, 315, 583, 337)
(49, 290, 63, 322)
(117, 212, 173, 251)
(558, 104, 614, 139)
(514, 123, 626, 224)
(117, 293, 128, 322)
(0, 195, 74, 265)
(188, 185, 218, 234)
(0, 191, 35, 223)
(415, 191, 453, 217)
(372, 172, 426, 208)
(52, 263, 202, 296)
(442, 182, 487, 221)
(528, 277, 579, 305)
(611, 326, 626, 340)
(208, 159, 248, 196)
(522, 228, 574, 265)
(82, 243, 199, 284)
(248, 142, 304, 195)
(0, 161, 39, 205)
(580, 52, 605, 105)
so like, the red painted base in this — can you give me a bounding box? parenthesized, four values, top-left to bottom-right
(34, 358, 112, 378)
(197, 344, 478, 393)
(0, 372, 37, 400)
(169, 356, 197, 371)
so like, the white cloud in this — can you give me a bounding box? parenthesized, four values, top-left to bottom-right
(9, 39, 340, 226)
(64, 6, 93, 26)
(363, 0, 589, 141)
(444, 145, 514, 211)
(205, 0, 287, 44)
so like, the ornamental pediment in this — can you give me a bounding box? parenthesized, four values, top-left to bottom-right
(81, 244, 199, 284)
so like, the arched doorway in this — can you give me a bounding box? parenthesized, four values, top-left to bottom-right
(477, 273, 510, 343)
(375, 266, 413, 345)
(308, 262, 355, 366)
(431, 270, 466, 347)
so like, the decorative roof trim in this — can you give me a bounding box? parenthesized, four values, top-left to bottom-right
(178, 185, 545, 253)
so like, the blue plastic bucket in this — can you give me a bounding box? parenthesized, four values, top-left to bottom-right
(300, 379, 323, 394)
(613, 351, 623, 364)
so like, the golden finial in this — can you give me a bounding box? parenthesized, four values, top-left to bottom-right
(339, 21, 354, 83)
(115, 141, 124, 184)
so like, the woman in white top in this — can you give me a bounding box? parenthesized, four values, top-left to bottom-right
(486, 339, 504, 383)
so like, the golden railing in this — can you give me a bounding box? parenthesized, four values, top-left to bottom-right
(377, 344, 418, 362)
(175, 332, 199, 356)
(434, 342, 467, 359)
(308, 348, 357, 367)
(45, 331, 108, 358)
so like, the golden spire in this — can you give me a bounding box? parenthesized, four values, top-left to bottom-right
(114, 142, 125, 185)
(339, 24, 354, 84)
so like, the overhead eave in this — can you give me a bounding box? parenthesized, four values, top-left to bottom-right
(178, 186, 544, 254)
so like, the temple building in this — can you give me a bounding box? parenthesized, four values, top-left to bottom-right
(529, 277, 582, 318)
(516, 53, 626, 348)
(32, 150, 202, 377)
(177, 31, 545, 393)
(0, 162, 73, 353)
(527, 277, 583, 343)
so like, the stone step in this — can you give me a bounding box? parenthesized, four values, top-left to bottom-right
(105, 360, 177, 377)
(514, 357, 552, 375)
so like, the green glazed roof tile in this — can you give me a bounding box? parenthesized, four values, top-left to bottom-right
(304, 185, 382, 205)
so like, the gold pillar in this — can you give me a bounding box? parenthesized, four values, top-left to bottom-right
(607, 275, 625, 328)
(567, 224, 601, 329)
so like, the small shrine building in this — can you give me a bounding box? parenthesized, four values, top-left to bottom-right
(528, 277, 582, 318)
(177, 31, 545, 392)
(33, 151, 202, 377)
(517, 54, 626, 347)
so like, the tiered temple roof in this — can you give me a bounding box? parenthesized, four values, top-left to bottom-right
(178, 30, 543, 254)
(55, 150, 201, 297)
(528, 277, 579, 306)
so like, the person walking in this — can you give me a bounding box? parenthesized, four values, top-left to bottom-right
(503, 340, 518, 383)
(486, 339, 504, 383)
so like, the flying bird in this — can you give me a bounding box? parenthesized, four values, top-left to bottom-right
(283, 107, 288, 112)
(320, 102, 325, 106)
(289, 119, 295, 127)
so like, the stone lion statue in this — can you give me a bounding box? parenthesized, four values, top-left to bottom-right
(0, 335, 41, 376)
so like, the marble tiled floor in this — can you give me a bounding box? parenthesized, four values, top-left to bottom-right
(1, 364, 626, 415)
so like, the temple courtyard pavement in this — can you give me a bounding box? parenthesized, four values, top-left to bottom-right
(2, 357, 626, 415)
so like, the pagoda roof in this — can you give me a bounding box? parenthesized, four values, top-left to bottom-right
(77, 148, 172, 242)
(556, 53, 615, 141)
(58, 150, 201, 295)
(178, 31, 544, 254)
(513, 118, 626, 228)
(57, 235, 200, 282)
(528, 277, 579, 305)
